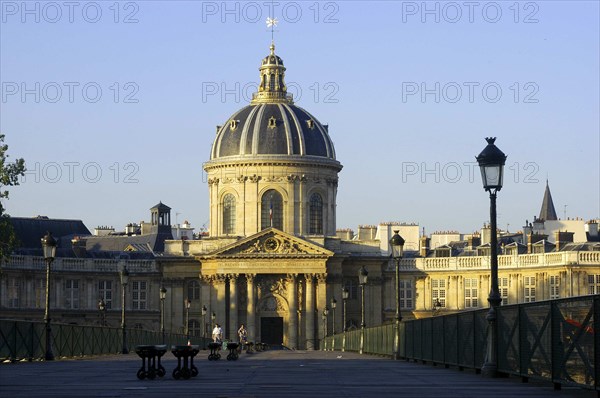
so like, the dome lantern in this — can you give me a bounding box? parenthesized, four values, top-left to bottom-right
(251, 43, 293, 105)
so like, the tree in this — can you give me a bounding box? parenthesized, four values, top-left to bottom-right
(0, 134, 26, 261)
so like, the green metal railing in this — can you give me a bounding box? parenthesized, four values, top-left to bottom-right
(0, 319, 208, 362)
(323, 295, 599, 391)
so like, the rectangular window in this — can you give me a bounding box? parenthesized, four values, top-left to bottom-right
(588, 274, 600, 295)
(549, 275, 560, 300)
(65, 279, 80, 309)
(132, 281, 147, 310)
(187, 280, 200, 300)
(431, 279, 446, 307)
(464, 278, 478, 308)
(400, 280, 413, 309)
(499, 277, 509, 305)
(34, 278, 46, 309)
(7, 278, 20, 308)
(99, 280, 113, 309)
(524, 276, 536, 303)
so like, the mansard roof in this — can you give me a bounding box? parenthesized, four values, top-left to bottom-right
(9, 216, 91, 250)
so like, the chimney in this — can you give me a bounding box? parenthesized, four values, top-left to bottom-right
(420, 236, 430, 257)
(357, 225, 376, 240)
(554, 231, 574, 251)
(481, 224, 491, 245)
(336, 229, 354, 240)
(586, 221, 598, 239)
(467, 235, 481, 250)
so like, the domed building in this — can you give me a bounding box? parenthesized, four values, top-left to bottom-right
(204, 43, 342, 238)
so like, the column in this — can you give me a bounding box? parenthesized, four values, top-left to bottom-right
(214, 275, 227, 333)
(287, 274, 298, 349)
(246, 274, 256, 343)
(305, 274, 315, 350)
(315, 273, 328, 337)
(229, 274, 238, 341)
(200, 276, 212, 338)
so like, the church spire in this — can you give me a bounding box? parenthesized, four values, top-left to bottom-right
(538, 180, 558, 221)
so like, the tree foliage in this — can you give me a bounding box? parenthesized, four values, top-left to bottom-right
(0, 134, 26, 260)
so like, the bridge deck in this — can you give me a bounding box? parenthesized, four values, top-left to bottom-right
(0, 350, 595, 397)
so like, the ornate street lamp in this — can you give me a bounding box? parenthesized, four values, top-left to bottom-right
(322, 307, 329, 339)
(159, 286, 167, 344)
(342, 287, 349, 352)
(330, 298, 337, 335)
(185, 298, 191, 343)
(201, 305, 207, 349)
(98, 298, 107, 327)
(120, 266, 130, 354)
(41, 232, 57, 361)
(390, 230, 405, 360)
(358, 265, 368, 354)
(476, 137, 507, 377)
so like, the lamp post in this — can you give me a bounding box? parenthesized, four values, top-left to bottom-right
(98, 298, 106, 327)
(342, 288, 349, 331)
(330, 298, 337, 335)
(201, 305, 207, 349)
(476, 137, 507, 377)
(323, 307, 329, 337)
(159, 286, 167, 344)
(41, 232, 57, 361)
(390, 230, 405, 360)
(342, 287, 349, 352)
(120, 266, 129, 354)
(184, 298, 191, 343)
(358, 265, 368, 354)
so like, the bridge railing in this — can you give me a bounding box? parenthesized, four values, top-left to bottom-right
(323, 294, 599, 391)
(0, 319, 209, 362)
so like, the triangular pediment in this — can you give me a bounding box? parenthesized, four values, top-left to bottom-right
(201, 228, 334, 258)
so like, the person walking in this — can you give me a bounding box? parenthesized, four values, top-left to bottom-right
(212, 323, 223, 343)
(237, 324, 247, 351)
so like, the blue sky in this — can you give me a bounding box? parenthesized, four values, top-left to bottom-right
(1, 0, 599, 235)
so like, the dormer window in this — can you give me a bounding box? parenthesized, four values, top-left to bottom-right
(306, 119, 315, 129)
(268, 116, 277, 129)
(230, 120, 239, 131)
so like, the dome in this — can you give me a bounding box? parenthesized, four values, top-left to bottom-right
(210, 103, 336, 160)
(208, 44, 339, 163)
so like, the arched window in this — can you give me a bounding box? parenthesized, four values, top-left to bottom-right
(223, 194, 236, 235)
(309, 193, 323, 235)
(261, 189, 283, 230)
(187, 280, 200, 300)
(269, 73, 275, 91)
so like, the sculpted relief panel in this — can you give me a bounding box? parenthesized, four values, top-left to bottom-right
(241, 236, 310, 255)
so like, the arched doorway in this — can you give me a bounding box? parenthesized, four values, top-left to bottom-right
(258, 294, 288, 347)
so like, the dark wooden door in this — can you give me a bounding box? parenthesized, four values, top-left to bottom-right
(260, 317, 283, 345)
